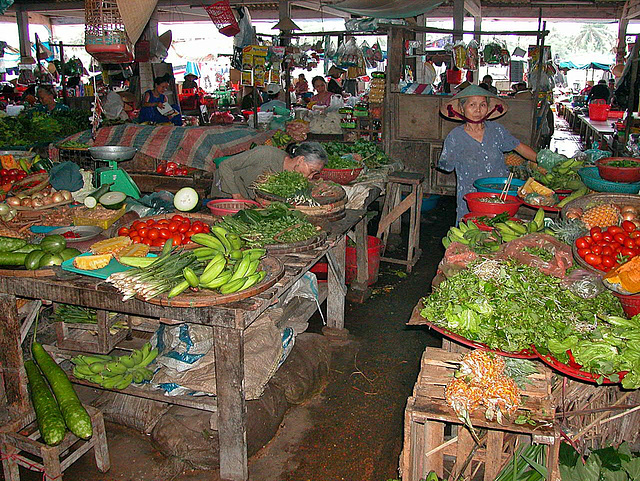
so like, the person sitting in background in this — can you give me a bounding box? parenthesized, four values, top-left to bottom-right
(259, 84, 287, 112)
(327, 66, 345, 95)
(295, 74, 309, 97)
(308, 76, 333, 108)
(580, 80, 594, 96)
(482, 74, 498, 95)
(183, 73, 198, 90)
(33, 85, 69, 113)
(138, 74, 183, 126)
(587, 79, 610, 103)
(240, 86, 262, 110)
(478, 82, 491, 92)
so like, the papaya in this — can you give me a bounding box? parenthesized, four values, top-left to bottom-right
(0, 154, 19, 171)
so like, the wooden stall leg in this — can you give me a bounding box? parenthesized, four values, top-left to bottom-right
(326, 236, 347, 330)
(213, 326, 248, 481)
(347, 217, 370, 303)
(1, 440, 20, 481)
(407, 182, 423, 273)
(93, 410, 111, 473)
(484, 430, 504, 481)
(0, 294, 29, 413)
(41, 445, 63, 481)
(453, 427, 475, 478)
(422, 420, 444, 479)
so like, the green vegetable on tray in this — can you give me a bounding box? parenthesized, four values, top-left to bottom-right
(605, 159, 640, 168)
(253, 171, 310, 200)
(0, 110, 90, 146)
(322, 139, 391, 169)
(326, 154, 362, 169)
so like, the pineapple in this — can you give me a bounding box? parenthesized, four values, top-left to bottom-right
(580, 203, 620, 229)
(483, 375, 521, 424)
(90, 236, 132, 255)
(73, 253, 113, 270)
(505, 152, 525, 167)
(116, 243, 150, 259)
(458, 350, 506, 387)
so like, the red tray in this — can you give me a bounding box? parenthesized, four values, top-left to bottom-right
(425, 321, 537, 359)
(531, 345, 627, 384)
(522, 200, 561, 213)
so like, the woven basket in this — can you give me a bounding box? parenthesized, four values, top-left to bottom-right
(319, 167, 363, 185)
(578, 167, 640, 194)
(206, 199, 260, 216)
(561, 193, 640, 219)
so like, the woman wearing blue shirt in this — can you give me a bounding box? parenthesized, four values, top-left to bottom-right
(138, 75, 183, 126)
(438, 85, 537, 221)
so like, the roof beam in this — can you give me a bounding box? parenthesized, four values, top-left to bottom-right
(626, 0, 640, 18)
(290, 0, 350, 18)
(430, 4, 623, 19)
(464, 0, 481, 18)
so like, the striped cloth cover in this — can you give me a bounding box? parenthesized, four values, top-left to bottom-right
(55, 124, 274, 172)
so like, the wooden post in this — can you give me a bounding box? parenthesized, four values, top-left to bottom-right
(326, 235, 347, 329)
(453, 0, 465, 42)
(16, 6, 33, 65)
(624, 35, 640, 143)
(347, 216, 370, 303)
(0, 294, 29, 413)
(617, 2, 629, 64)
(213, 325, 248, 481)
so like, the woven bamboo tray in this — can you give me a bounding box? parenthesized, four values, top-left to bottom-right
(561, 193, 640, 219)
(264, 231, 327, 254)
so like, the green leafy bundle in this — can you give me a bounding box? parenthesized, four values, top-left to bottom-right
(559, 442, 640, 481)
(326, 154, 361, 169)
(322, 139, 390, 168)
(0, 110, 89, 146)
(254, 171, 310, 199)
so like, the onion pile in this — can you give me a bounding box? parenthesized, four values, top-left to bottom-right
(5, 189, 72, 210)
(286, 120, 310, 142)
(621, 205, 640, 229)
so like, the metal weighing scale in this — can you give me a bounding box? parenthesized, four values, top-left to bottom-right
(88, 146, 141, 199)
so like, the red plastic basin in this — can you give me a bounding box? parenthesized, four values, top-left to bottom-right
(613, 292, 640, 317)
(463, 192, 522, 217)
(596, 157, 640, 183)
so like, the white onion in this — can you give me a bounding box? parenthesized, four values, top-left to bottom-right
(51, 192, 64, 204)
(42, 195, 53, 205)
(31, 198, 43, 208)
(622, 211, 637, 221)
(621, 205, 637, 215)
(60, 190, 72, 201)
(5, 197, 20, 207)
(20, 198, 32, 208)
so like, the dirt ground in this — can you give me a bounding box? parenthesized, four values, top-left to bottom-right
(11, 196, 454, 481)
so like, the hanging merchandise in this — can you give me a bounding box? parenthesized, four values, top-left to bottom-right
(369, 71, 385, 103)
(324, 36, 337, 64)
(465, 40, 478, 70)
(84, 0, 134, 63)
(204, 0, 240, 37)
(482, 42, 502, 65)
(500, 47, 511, 66)
(335, 37, 360, 68)
(452, 41, 467, 69)
(423, 61, 436, 85)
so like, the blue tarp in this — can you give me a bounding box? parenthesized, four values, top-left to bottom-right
(559, 61, 610, 71)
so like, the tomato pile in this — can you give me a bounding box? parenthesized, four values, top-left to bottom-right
(117, 215, 210, 247)
(1, 168, 28, 187)
(155, 161, 189, 177)
(574, 221, 640, 272)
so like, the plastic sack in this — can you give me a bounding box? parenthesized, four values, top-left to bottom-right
(102, 91, 127, 121)
(127, 191, 175, 217)
(537, 148, 570, 172)
(499, 233, 573, 278)
(327, 94, 345, 112)
(438, 242, 480, 279)
(335, 37, 360, 68)
(452, 41, 467, 69)
(465, 40, 478, 70)
(233, 6, 254, 49)
(561, 269, 604, 299)
(584, 142, 612, 164)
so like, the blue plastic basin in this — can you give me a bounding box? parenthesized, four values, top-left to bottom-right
(474, 177, 525, 196)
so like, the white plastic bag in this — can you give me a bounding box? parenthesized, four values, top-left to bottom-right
(327, 94, 344, 112)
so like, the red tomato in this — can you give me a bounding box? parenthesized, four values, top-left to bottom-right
(630, 231, 640, 239)
(142, 238, 153, 246)
(171, 214, 184, 222)
(9, 169, 19, 175)
(576, 237, 590, 249)
(168, 221, 180, 232)
(602, 232, 614, 243)
(625, 238, 636, 249)
(577, 248, 592, 258)
(202, 224, 210, 233)
(131, 235, 142, 244)
(157, 219, 170, 226)
(584, 253, 602, 266)
(191, 223, 203, 233)
(146, 219, 157, 226)
(132, 220, 144, 230)
(148, 228, 160, 240)
(138, 227, 148, 238)
(590, 226, 602, 235)
(591, 244, 603, 255)
(192, 220, 203, 228)
(156, 164, 166, 174)
(602, 246, 614, 257)
(178, 222, 190, 233)
(159, 228, 171, 239)
(608, 225, 624, 235)
(635, 237, 640, 247)
(622, 247, 638, 258)
(614, 233, 628, 245)
(602, 255, 616, 269)
(171, 234, 183, 246)
(118, 227, 130, 236)
(0, 169, 8, 177)
(184, 229, 196, 238)
(16, 172, 26, 180)
(152, 238, 165, 247)
(622, 220, 636, 233)
(591, 231, 603, 242)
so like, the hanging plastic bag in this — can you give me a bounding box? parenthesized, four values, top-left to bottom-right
(335, 37, 360, 68)
(465, 40, 478, 70)
(233, 7, 254, 49)
(452, 41, 467, 69)
(423, 61, 436, 85)
(327, 94, 345, 112)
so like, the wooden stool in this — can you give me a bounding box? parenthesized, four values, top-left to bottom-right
(400, 348, 559, 481)
(377, 172, 425, 272)
(1, 405, 110, 481)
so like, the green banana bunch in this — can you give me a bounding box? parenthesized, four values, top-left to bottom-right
(442, 221, 500, 254)
(71, 342, 158, 390)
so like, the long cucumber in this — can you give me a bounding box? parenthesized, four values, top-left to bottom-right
(25, 360, 67, 446)
(32, 342, 93, 439)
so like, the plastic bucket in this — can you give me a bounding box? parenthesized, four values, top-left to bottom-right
(589, 100, 610, 121)
(613, 292, 640, 317)
(446, 69, 463, 84)
(345, 236, 383, 286)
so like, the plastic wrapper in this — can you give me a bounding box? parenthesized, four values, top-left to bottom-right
(560, 269, 605, 299)
(584, 142, 612, 164)
(537, 148, 570, 172)
(438, 242, 480, 279)
(335, 38, 360, 68)
(499, 233, 573, 278)
(452, 42, 467, 69)
(465, 40, 478, 70)
(523, 192, 558, 206)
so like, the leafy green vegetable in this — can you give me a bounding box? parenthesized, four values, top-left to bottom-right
(326, 154, 362, 169)
(253, 171, 310, 200)
(606, 159, 640, 168)
(0, 110, 89, 146)
(522, 246, 553, 262)
(322, 139, 390, 169)
(559, 442, 640, 481)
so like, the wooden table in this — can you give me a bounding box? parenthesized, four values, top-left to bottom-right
(0, 209, 370, 481)
(557, 102, 580, 132)
(578, 115, 616, 149)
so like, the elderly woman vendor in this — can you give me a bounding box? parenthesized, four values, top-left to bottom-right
(211, 141, 328, 200)
(438, 85, 537, 221)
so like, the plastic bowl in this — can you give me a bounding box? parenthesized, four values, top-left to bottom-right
(463, 192, 522, 217)
(461, 213, 521, 232)
(319, 167, 363, 185)
(207, 199, 260, 216)
(596, 157, 640, 183)
(473, 177, 525, 196)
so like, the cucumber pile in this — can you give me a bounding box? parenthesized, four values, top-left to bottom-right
(0, 234, 80, 270)
(26, 342, 93, 445)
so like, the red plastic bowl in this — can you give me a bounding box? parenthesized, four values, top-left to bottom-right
(613, 291, 640, 317)
(319, 167, 363, 185)
(461, 213, 522, 232)
(596, 157, 640, 183)
(463, 192, 522, 217)
(207, 199, 260, 216)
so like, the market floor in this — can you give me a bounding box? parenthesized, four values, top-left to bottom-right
(10, 197, 452, 481)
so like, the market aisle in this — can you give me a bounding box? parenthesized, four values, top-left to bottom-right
(550, 110, 582, 157)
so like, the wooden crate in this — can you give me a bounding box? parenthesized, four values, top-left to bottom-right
(55, 307, 131, 354)
(401, 347, 558, 481)
(0, 405, 110, 481)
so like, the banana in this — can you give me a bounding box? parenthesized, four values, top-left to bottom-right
(119, 355, 136, 369)
(256, 270, 266, 283)
(201, 271, 233, 289)
(209, 227, 233, 252)
(226, 233, 244, 250)
(191, 232, 229, 253)
(203, 253, 226, 273)
(245, 259, 260, 277)
(543, 228, 555, 236)
(101, 373, 125, 389)
(465, 221, 479, 232)
(533, 208, 545, 230)
(141, 367, 155, 382)
(167, 280, 190, 299)
(526, 221, 538, 233)
(494, 223, 517, 236)
(227, 249, 243, 260)
(243, 248, 267, 261)
(140, 342, 151, 361)
(79, 354, 114, 365)
(138, 347, 159, 368)
(501, 233, 519, 243)
(505, 220, 527, 235)
(200, 258, 228, 284)
(442, 236, 451, 248)
(458, 221, 469, 233)
(230, 255, 251, 281)
(129, 348, 144, 366)
(105, 361, 128, 375)
(131, 369, 145, 384)
(450, 226, 465, 238)
(73, 365, 94, 378)
(239, 273, 261, 291)
(183, 267, 199, 288)
(220, 277, 247, 295)
(88, 374, 105, 385)
(193, 247, 223, 259)
(447, 231, 468, 245)
(114, 373, 133, 390)
(88, 362, 107, 374)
